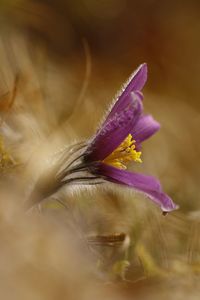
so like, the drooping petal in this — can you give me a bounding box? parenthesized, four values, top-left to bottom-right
(94, 163, 178, 212)
(131, 114, 160, 146)
(104, 63, 147, 122)
(85, 92, 143, 162)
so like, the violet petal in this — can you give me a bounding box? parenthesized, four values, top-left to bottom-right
(95, 163, 178, 212)
(131, 114, 160, 146)
(118, 63, 147, 98)
(104, 63, 147, 122)
(85, 92, 143, 162)
(105, 90, 143, 124)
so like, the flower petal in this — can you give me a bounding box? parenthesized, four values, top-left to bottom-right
(94, 163, 178, 212)
(131, 114, 160, 146)
(85, 92, 143, 162)
(119, 63, 147, 96)
(104, 63, 147, 122)
(105, 90, 143, 123)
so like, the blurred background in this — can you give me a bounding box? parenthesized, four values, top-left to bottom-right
(0, 0, 199, 299)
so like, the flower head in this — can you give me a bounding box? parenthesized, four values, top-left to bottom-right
(83, 63, 178, 213)
(27, 64, 178, 213)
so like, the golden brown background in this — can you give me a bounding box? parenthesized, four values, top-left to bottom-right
(0, 1, 199, 299)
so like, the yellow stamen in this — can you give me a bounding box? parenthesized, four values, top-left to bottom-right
(103, 134, 142, 169)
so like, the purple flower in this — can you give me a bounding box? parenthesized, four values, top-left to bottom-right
(83, 63, 178, 213)
(26, 63, 178, 213)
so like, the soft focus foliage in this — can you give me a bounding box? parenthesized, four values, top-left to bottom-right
(0, 1, 199, 299)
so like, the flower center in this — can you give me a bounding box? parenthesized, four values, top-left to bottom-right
(102, 134, 142, 169)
